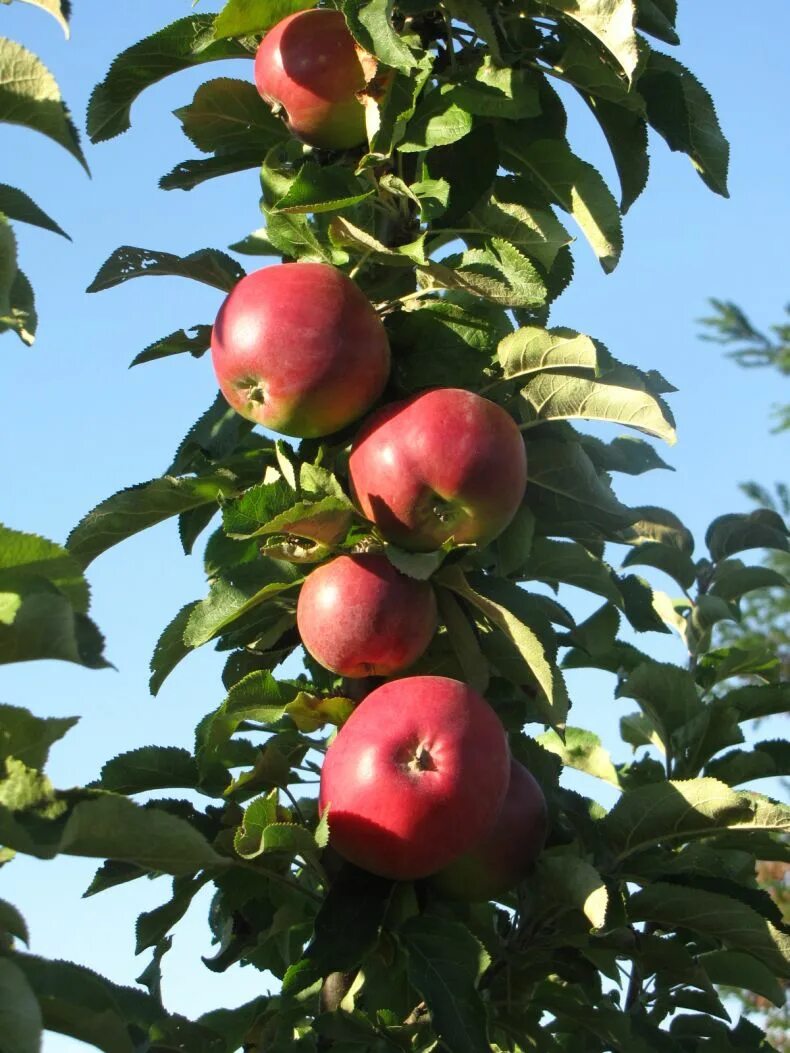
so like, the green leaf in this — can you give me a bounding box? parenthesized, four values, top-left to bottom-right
(174, 76, 287, 155)
(272, 162, 374, 214)
(423, 239, 548, 309)
(184, 559, 302, 647)
(535, 855, 609, 929)
(615, 661, 703, 748)
(0, 266, 37, 346)
(199, 671, 299, 762)
(705, 741, 790, 786)
(542, 0, 640, 81)
(629, 882, 790, 977)
(87, 246, 245, 294)
(700, 949, 786, 1008)
(696, 645, 782, 690)
(399, 86, 474, 152)
(214, 0, 315, 37)
(284, 692, 355, 732)
(453, 56, 540, 119)
(0, 776, 222, 875)
(236, 820, 320, 865)
(436, 588, 489, 694)
(0, 581, 109, 670)
(400, 915, 490, 1053)
(389, 294, 507, 394)
(705, 509, 789, 561)
(0, 184, 69, 238)
(342, 0, 419, 74)
(498, 131, 623, 272)
(496, 504, 536, 578)
(466, 183, 573, 272)
(0, 38, 87, 170)
(149, 601, 200, 696)
(516, 365, 676, 444)
(0, 703, 77, 770)
(0, 215, 17, 320)
(283, 863, 394, 994)
(0, 957, 42, 1053)
(87, 15, 251, 144)
(604, 777, 789, 862)
(444, 0, 503, 65)
(232, 790, 278, 857)
(622, 542, 697, 590)
(96, 747, 199, 795)
(639, 51, 729, 196)
(129, 325, 211, 368)
(0, 523, 90, 612)
(538, 727, 619, 786)
(67, 474, 237, 567)
(11, 0, 71, 37)
(498, 325, 614, 379)
(439, 565, 567, 727)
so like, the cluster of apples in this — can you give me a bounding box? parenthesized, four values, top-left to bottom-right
(208, 9, 548, 898)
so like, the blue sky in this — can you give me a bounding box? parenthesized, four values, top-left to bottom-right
(1, 2, 788, 1048)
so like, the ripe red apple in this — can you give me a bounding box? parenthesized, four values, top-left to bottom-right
(319, 676, 510, 880)
(297, 553, 438, 678)
(432, 758, 548, 900)
(348, 388, 528, 551)
(210, 263, 390, 438)
(254, 9, 369, 150)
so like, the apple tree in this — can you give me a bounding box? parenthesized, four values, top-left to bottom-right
(1, 1, 789, 1051)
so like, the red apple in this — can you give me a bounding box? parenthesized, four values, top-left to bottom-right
(297, 553, 438, 678)
(319, 676, 510, 880)
(254, 9, 370, 150)
(210, 263, 390, 438)
(348, 388, 527, 551)
(433, 758, 548, 900)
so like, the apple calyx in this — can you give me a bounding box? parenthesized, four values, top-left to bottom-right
(402, 742, 438, 775)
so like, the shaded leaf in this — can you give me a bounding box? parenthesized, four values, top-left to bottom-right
(184, 559, 302, 647)
(400, 915, 490, 1053)
(129, 324, 212, 368)
(0, 957, 42, 1053)
(629, 882, 790, 977)
(705, 741, 790, 786)
(68, 475, 237, 567)
(639, 51, 729, 196)
(149, 601, 201, 696)
(87, 15, 250, 143)
(96, 747, 199, 795)
(283, 863, 394, 994)
(706, 509, 789, 561)
(0, 184, 68, 238)
(498, 131, 623, 272)
(700, 949, 785, 1008)
(87, 246, 244, 294)
(536, 855, 609, 929)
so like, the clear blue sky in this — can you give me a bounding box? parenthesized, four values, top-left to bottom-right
(1, 2, 788, 1049)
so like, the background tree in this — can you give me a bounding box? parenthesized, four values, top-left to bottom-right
(0, 2, 789, 1052)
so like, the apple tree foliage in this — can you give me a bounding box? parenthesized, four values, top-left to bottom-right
(1, 1, 790, 1051)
